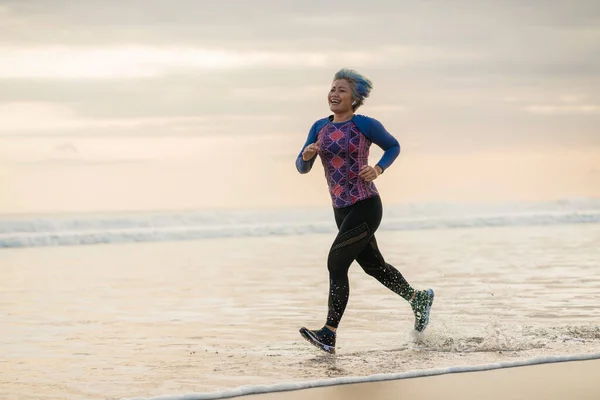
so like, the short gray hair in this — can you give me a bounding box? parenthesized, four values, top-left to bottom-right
(333, 68, 373, 110)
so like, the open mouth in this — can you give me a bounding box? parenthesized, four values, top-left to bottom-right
(330, 99, 341, 105)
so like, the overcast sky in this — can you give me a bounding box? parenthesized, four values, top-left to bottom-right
(1, 0, 599, 149)
(1, 0, 599, 213)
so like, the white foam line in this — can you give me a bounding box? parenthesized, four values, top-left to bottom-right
(122, 351, 600, 400)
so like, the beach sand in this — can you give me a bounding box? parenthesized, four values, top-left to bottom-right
(249, 358, 600, 400)
(1, 224, 599, 400)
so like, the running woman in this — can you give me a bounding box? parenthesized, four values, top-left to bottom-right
(295, 68, 435, 354)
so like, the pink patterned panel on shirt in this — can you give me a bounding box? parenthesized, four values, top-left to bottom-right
(318, 121, 379, 208)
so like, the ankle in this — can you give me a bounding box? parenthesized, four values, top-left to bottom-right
(409, 291, 417, 303)
(324, 325, 337, 334)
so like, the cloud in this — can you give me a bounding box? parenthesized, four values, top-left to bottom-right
(505, 93, 600, 115)
(0, 101, 290, 136)
(0, 0, 599, 148)
(2, 0, 599, 54)
(229, 85, 325, 102)
(558, 94, 586, 103)
(1, 1, 599, 82)
(523, 105, 600, 115)
(366, 105, 406, 113)
(0, 45, 453, 79)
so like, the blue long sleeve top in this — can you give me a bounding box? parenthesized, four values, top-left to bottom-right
(295, 114, 401, 208)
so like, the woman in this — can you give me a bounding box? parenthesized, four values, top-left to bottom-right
(295, 68, 434, 355)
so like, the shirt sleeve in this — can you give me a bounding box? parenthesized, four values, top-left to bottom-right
(295, 122, 319, 174)
(367, 118, 401, 173)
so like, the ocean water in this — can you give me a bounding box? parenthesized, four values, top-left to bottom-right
(1, 199, 600, 400)
(1, 198, 600, 248)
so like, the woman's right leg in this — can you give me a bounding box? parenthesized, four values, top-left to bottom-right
(325, 205, 378, 329)
(299, 196, 382, 354)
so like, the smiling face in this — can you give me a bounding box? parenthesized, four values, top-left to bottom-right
(328, 79, 355, 113)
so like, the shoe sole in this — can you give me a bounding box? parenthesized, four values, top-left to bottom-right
(415, 289, 435, 332)
(299, 327, 336, 354)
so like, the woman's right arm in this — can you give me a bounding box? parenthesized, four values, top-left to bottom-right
(295, 122, 319, 174)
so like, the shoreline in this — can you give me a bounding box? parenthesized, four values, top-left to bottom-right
(126, 352, 600, 400)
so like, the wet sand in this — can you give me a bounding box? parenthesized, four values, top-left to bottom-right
(250, 359, 600, 400)
(1, 225, 599, 400)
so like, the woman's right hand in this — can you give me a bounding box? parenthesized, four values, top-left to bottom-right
(302, 140, 321, 161)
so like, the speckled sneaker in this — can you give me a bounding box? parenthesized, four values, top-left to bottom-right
(411, 289, 435, 332)
(299, 326, 336, 354)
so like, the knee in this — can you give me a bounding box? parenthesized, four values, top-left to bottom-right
(358, 259, 386, 277)
(327, 251, 348, 280)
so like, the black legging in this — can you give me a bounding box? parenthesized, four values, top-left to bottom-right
(326, 194, 415, 328)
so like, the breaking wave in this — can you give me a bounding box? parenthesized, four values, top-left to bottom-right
(1, 198, 599, 248)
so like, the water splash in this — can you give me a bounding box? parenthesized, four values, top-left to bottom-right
(408, 322, 550, 353)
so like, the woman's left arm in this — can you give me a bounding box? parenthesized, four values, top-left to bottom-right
(367, 118, 401, 174)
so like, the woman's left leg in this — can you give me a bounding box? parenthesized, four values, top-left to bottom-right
(355, 235, 416, 302)
(355, 225, 435, 333)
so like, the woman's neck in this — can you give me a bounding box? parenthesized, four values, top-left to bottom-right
(332, 110, 354, 123)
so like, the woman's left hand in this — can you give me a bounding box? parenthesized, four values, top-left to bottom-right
(359, 165, 381, 182)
